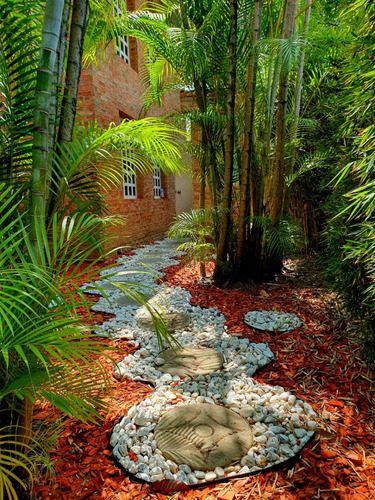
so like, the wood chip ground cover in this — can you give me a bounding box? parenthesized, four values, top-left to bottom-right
(32, 256, 375, 500)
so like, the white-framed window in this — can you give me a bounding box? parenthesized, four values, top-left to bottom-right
(122, 152, 137, 199)
(114, 1, 130, 64)
(186, 117, 191, 140)
(153, 166, 161, 199)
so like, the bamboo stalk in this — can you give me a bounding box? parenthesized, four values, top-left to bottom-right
(193, 78, 208, 209)
(57, 0, 88, 144)
(31, 0, 65, 256)
(48, 0, 88, 220)
(236, 0, 263, 273)
(213, 0, 238, 281)
(269, 0, 297, 226)
(48, 0, 70, 154)
(284, 0, 312, 214)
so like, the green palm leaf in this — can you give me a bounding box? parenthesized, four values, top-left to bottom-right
(48, 118, 186, 220)
(0, 0, 42, 187)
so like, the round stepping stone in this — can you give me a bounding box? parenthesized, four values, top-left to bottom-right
(155, 403, 253, 471)
(157, 346, 224, 378)
(84, 282, 119, 294)
(138, 257, 165, 266)
(244, 310, 302, 332)
(112, 268, 153, 281)
(137, 310, 191, 331)
(113, 294, 151, 307)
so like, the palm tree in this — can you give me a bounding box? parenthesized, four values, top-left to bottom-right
(118, 0, 231, 209)
(0, 184, 126, 497)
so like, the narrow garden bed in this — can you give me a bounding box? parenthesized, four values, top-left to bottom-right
(33, 244, 375, 500)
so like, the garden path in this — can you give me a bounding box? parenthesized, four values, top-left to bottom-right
(33, 241, 375, 500)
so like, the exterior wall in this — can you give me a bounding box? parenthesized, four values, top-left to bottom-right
(108, 173, 176, 250)
(77, 1, 181, 250)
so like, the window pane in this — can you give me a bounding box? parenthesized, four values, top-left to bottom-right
(153, 166, 161, 199)
(114, 1, 130, 63)
(123, 151, 137, 199)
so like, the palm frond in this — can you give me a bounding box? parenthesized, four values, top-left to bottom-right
(0, 0, 42, 188)
(48, 118, 186, 220)
(0, 431, 37, 500)
(250, 215, 307, 259)
(286, 148, 336, 186)
(167, 209, 217, 269)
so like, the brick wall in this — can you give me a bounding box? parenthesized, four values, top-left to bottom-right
(77, 1, 181, 251)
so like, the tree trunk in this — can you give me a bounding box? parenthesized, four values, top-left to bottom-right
(235, 0, 263, 274)
(47, 0, 88, 221)
(283, 0, 312, 214)
(31, 0, 65, 255)
(200, 262, 206, 277)
(28, 0, 65, 453)
(247, 9, 284, 280)
(57, 0, 88, 144)
(48, 0, 70, 155)
(269, 0, 297, 227)
(46, 0, 70, 218)
(182, 1, 207, 210)
(262, 0, 288, 181)
(259, 49, 281, 219)
(213, 0, 238, 282)
(193, 78, 208, 209)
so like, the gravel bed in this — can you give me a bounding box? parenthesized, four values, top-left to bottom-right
(81, 238, 316, 488)
(110, 376, 315, 485)
(244, 310, 302, 332)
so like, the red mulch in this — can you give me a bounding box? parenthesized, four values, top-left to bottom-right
(32, 256, 375, 500)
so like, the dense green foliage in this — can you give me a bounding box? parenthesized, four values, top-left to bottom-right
(168, 208, 218, 277)
(0, 0, 185, 496)
(119, 0, 375, 354)
(0, 0, 374, 495)
(314, 0, 375, 357)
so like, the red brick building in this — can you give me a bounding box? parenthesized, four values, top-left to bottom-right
(77, 0, 192, 250)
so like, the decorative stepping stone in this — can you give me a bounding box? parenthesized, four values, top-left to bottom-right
(139, 250, 167, 258)
(137, 310, 191, 331)
(113, 294, 152, 307)
(157, 346, 224, 378)
(158, 241, 180, 248)
(244, 310, 302, 332)
(138, 257, 166, 266)
(83, 281, 119, 294)
(154, 403, 253, 471)
(112, 268, 153, 281)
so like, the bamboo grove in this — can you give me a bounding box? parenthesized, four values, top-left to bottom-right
(121, 0, 314, 280)
(121, 0, 375, 346)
